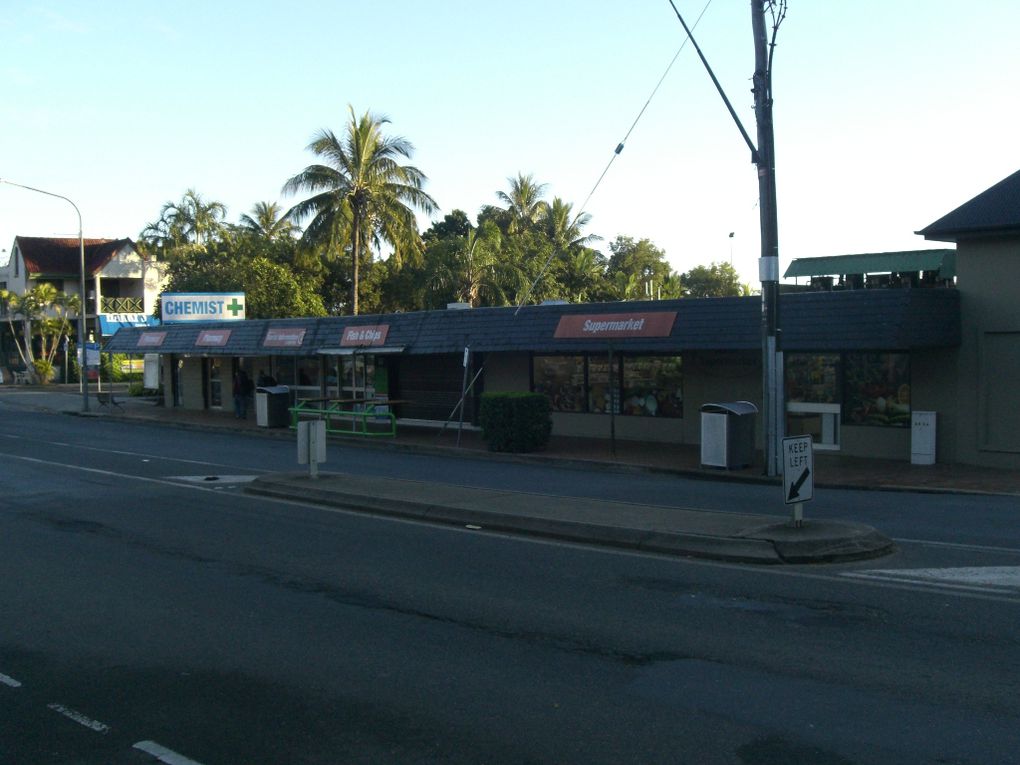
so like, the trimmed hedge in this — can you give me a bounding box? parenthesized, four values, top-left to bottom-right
(479, 392, 552, 453)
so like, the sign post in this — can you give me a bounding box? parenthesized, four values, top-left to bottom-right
(782, 435, 814, 527)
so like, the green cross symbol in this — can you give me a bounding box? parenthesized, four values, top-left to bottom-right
(226, 298, 244, 317)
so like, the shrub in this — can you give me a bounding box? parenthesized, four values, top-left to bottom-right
(479, 392, 552, 453)
(32, 358, 54, 384)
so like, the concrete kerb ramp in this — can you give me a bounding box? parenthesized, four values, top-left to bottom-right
(246, 472, 895, 565)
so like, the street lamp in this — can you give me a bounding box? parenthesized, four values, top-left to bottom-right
(0, 178, 89, 412)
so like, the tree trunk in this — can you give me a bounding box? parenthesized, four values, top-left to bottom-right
(351, 216, 360, 316)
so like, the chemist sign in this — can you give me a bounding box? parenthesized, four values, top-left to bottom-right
(161, 293, 246, 323)
(782, 435, 814, 504)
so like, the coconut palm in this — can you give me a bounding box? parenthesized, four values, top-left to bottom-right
(496, 173, 549, 235)
(140, 189, 227, 248)
(283, 106, 437, 315)
(239, 201, 299, 242)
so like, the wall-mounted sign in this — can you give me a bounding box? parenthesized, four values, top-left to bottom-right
(196, 329, 232, 347)
(263, 327, 306, 348)
(99, 313, 160, 337)
(553, 312, 676, 339)
(137, 331, 167, 348)
(341, 324, 390, 347)
(161, 292, 245, 323)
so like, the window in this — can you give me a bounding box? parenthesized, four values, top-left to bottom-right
(533, 354, 683, 418)
(533, 355, 585, 412)
(843, 352, 910, 427)
(622, 356, 683, 417)
(785, 352, 911, 431)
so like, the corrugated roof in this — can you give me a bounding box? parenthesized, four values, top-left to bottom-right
(918, 168, 1020, 242)
(784, 250, 955, 279)
(13, 236, 136, 276)
(105, 291, 960, 357)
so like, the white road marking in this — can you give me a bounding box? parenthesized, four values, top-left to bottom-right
(842, 566, 1020, 595)
(134, 740, 207, 765)
(0, 672, 22, 687)
(47, 702, 110, 733)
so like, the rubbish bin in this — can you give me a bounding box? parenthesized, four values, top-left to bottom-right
(700, 401, 758, 469)
(255, 385, 291, 428)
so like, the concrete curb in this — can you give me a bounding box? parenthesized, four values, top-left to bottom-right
(246, 473, 895, 565)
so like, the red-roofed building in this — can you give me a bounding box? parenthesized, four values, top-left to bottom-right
(1, 236, 167, 368)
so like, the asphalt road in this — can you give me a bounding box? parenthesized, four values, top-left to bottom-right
(1, 406, 1019, 764)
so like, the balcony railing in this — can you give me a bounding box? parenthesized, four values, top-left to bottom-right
(100, 296, 144, 313)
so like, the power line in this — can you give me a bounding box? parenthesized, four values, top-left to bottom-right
(516, 0, 714, 314)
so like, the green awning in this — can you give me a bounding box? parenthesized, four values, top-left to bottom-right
(784, 249, 956, 279)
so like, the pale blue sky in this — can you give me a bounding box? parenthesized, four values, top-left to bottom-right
(2, 1, 1018, 285)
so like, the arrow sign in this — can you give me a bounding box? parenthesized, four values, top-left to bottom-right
(787, 466, 811, 502)
(782, 435, 814, 505)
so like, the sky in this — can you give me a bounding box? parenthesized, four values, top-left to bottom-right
(2, 1, 1018, 286)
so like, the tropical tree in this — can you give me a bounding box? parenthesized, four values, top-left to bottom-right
(238, 201, 299, 242)
(0, 283, 80, 383)
(680, 261, 746, 297)
(495, 173, 549, 235)
(606, 236, 675, 299)
(140, 188, 227, 249)
(427, 222, 506, 307)
(283, 105, 437, 315)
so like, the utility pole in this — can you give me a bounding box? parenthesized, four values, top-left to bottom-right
(752, 0, 783, 477)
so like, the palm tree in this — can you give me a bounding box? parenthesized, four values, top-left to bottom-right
(429, 222, 507, 307)
(542, 197, 600, 253)
(283, 106, 437, 315)
(496, 173, 549, 235)
(239, 201, 299, 242)
(140, 189, 227, 249)
(0, 283, 80, 383)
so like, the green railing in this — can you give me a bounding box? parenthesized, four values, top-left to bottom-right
(101, 296, 144, 313)
(289, 399, 396, 438)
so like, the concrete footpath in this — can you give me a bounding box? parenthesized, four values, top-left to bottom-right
(246, 470, 895, 565)
(11, 384, 1020, 564)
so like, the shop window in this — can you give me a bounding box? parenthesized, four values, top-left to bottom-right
(276, 357, 295, 386)
(533, 355, 585, 412)
(587, 356, 620, 414)
(786, 353, 840, 404)
(295, 356, 320, 388)
(843, 352, 910, 427)
(621, 356, 683, 417)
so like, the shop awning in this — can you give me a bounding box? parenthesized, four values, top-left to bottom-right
(784, 249, 956, 280)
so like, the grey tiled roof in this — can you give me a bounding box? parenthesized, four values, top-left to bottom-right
(918, 169, 1020, 242)
(104, 291, 960, 357)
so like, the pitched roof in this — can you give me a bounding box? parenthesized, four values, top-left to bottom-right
(13, 236, 136, 276)
(104, 290, 961, 357)
(784, 250, 956, 279)
(917, 169, 1020, 242)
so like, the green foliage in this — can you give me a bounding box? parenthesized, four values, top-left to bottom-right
(161, 232, 326, 319)
(679, 261, 746, 298)
(479, 392, 552, 453)
(32, 358, 54, 383)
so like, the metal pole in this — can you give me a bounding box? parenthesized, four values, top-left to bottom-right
(0, 179, 89, 412)
(457, 346, 470, 448)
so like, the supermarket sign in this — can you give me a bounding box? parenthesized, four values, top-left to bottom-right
(161, 293, 245, 323)
(553, 311, 676, 339)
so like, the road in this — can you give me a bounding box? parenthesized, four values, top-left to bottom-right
(1, 405, 1018, 764)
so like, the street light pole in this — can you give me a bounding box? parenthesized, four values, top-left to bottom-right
(0, 178, 90, 412)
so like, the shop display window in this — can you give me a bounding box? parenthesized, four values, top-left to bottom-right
(587, 357, 620, 414)
(533, 356, 585, 412)
(533, 354, 683, 417)
(785, 353, 840, 403)
(295, 356, 320, 388)
(843, 352, 910, 427)
(621, 356, 683, 417)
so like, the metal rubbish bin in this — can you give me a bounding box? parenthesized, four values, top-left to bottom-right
(255, 385, 291, 427)
(700, 401, 758, 469)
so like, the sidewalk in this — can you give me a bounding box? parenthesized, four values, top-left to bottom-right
(4, 384, 1018, 565)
